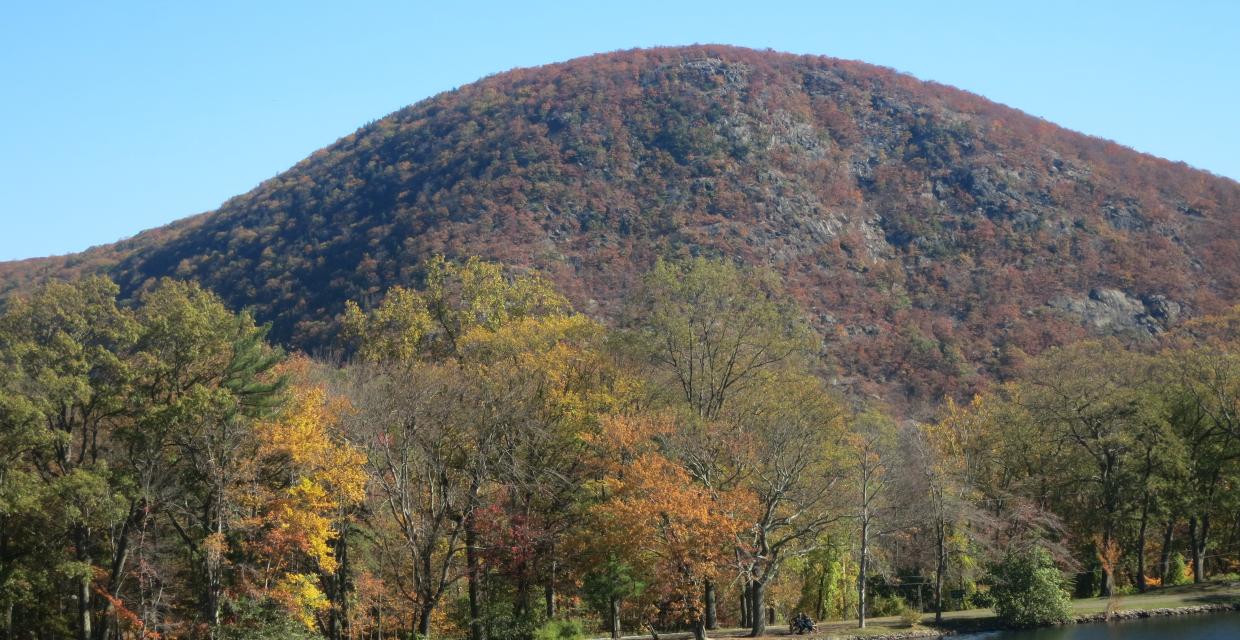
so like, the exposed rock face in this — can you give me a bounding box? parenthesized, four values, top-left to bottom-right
(1049, 288, 1184, 335)
(1143, 294, 1183, 325)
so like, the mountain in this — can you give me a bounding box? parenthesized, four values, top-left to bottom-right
(3, 45, 1239, 404)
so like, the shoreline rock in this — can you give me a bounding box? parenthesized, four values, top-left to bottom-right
(832, 630, 942, 640)
(827, 602, 1240, 639)
(1070, 602, 1240, 624)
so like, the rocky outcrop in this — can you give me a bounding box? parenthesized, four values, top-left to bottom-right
(1049, 288, 1183, 335)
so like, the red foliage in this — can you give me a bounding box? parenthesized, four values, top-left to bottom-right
(4, 45, 1238, 413)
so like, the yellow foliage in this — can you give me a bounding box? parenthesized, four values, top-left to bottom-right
(343, 287, 431, 364)
(255, 383, 367, 579)
(274, 572, 331, 630)
(202, 531, 228, 564)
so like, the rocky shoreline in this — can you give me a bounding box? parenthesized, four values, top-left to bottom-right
(591, 602, 1240, 640)
(825, 602, 1240, 639)
(830, 630, 943, 640)
(1070, 601, 1240, 624)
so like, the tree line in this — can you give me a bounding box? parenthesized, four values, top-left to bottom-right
(1, 257, 1238, 640)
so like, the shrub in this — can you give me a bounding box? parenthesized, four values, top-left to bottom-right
(216, 596, 322, 640)
(988, 546, 1072, 628)
(868, 594, 908, 617)
(534, 618, 586, 640)
(898, 604, 922, 627)
(1164, 553, 1190, 586)
(966, 588, 994, 609)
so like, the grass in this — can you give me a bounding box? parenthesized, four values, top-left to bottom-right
(1060, 580, 1240, 614)
(593, 581, 1240, 640)
(933, 579, 1240, 629)
(762, 580, 1240, 639)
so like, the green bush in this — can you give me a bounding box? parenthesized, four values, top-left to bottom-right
(582, 557, 644, 632)
(898, 604, 922, 627)
(988, 546, 1072, 628)
(868, 594, 908, 617)
(217, 596, 323, 640)
(1165, 552, 1190, 586)
(966, 588, 994, 609)
(533, 618, 586, 640)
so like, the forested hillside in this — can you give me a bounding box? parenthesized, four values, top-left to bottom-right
(3, 45, 1238, 406)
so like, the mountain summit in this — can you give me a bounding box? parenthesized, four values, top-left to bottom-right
(4, 45, 1238, 402)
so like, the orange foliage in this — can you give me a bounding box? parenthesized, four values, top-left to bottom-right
(586, 413, 755, 625)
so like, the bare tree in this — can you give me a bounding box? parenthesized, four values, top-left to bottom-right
(727, 374, 848, 637)
(350, 363, 477, 639)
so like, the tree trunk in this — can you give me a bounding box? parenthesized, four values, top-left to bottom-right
(1198, 515, 1210, 582)
(325, 525, 352, 640)
(1099, 527, 1115, 598)
(857, 519, 869, 629)
(94, 505, 140, 640)
(1189, 516, 1210, 583)
(934, 519, 946, 624)
(748, 580, 766, 637)
(545, 558, 557, 620)
(691, 618, 706, 640)
(417, 545, 438, 640)
(740, 588, 749, 628)
(418, 603, 434, 640)
(1, 600, 11, 640)
(78, 572, 92, 640)
(1158, 520, 1175, 580)
(932, 528, 942, 622)
(74, 526, 92, 640)
(704, 580, 717, 630)
(1189, 517, 1201, 583)
(203, 557, 221, 630)
(515, 576, 531, 621)
(610, 596, 621, 640)
(816, 572, 826, 620)
(1136, 499, 1150, 593)
(201, 516, 224, 633)
(465, 516, 484, 640)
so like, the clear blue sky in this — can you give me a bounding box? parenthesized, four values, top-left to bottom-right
(2, 0, 1237, 261)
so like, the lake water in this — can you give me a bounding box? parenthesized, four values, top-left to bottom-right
(958, 613, 1240, 639)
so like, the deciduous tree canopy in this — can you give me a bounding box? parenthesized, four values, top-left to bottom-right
(3, 258, 1240, 640)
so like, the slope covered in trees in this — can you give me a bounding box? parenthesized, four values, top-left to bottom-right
(2, 45, 1239, 405)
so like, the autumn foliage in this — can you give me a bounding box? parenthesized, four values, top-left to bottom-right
(4, 250, 1240, 640)
(583, 414, 754, 630)
(3, 46, 1238, 410)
